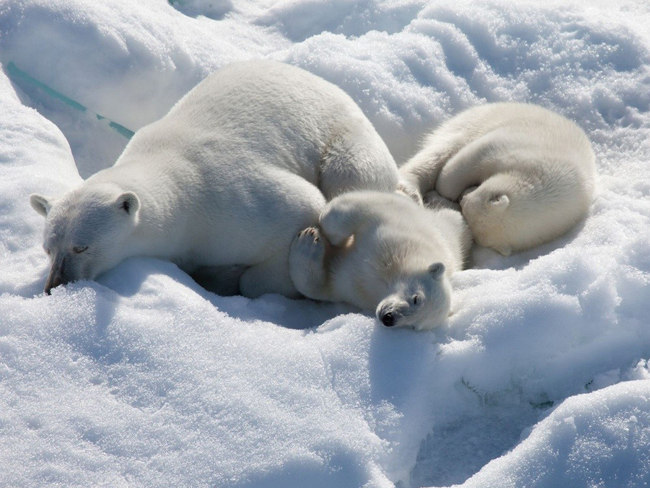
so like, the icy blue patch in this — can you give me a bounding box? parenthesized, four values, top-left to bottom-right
(5, 62, 134, 139)
(168, 0, 232, 20)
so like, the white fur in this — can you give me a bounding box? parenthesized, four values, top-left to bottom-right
(30, 60, 399, 296)
(399, 103, 596, 255)
(289, 191, 470, 330)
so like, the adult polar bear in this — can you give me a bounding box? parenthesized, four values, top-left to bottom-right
(30, 60, 399, 296)
(399, 103, 596, 255)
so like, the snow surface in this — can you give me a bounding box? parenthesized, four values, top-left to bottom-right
(1, 0, 649, 487)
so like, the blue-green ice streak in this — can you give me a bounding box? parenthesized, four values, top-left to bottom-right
(5, 61, 134, 139)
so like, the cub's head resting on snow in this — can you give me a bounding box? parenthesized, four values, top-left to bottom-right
(30, 183, 140, 294)
(288, 191, 469, 331)
(376, 262, 451, 329)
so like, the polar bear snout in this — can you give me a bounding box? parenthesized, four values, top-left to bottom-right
(380, 311, 396, 327)
(44, 270, 63, 295)
(44, 254, 70, 295)
(376, 300, 406, 328)
(43, 251, 94, 294)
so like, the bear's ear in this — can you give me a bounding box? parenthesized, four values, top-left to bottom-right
(116, 192, 140, 216)
(30, 194, 52, 217)
(490, 194, 509, 210)
(428, 262, 445, 279)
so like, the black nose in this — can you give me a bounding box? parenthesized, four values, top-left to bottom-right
(44, 273, 63, 295)
(381, 312, 395, 327)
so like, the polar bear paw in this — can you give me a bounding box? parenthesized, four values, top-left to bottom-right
(396, 180, 423, 206)
(292, 226, 326, 263)
(289, 226, 330, 300)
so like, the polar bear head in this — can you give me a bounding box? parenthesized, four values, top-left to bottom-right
(30, 183, 140, 294)
(375, 262, 451, 331)
(459, 173, 519, 256)
(462, 169, 590, 255)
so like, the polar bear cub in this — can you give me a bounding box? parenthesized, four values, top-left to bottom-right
(399, 103, 596, 255)
(289, 191, 470, 330)
(30, 60, 399, 295)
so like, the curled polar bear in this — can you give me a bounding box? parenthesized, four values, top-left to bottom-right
(30, 60, 399, 296)
(289, 191, 471, 330)
(399, 103, 596, 255)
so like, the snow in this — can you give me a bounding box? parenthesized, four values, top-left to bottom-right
(1, 0, 649, 487)
(449, 380, 650, 488)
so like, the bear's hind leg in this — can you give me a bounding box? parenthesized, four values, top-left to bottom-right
(289, 227, 333, 302)
(398, 126, 473, 202)
(436, 129, 511, 201)
(239, 254, 300, 299)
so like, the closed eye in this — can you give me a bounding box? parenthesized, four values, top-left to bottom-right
(73, 246, 89, 254)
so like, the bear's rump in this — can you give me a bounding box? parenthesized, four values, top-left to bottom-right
(197, 169, 325, 267)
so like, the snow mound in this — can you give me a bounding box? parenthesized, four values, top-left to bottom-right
(449, 379, 650, 488)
